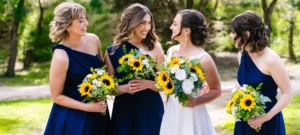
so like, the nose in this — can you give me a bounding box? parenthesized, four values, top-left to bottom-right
(170, 25, 173, 30)
(85, 19, 89, 26)
(145, 23, 151, 31)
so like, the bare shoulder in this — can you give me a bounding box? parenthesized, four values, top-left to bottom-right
(52, 49, 69, 70)
(85, 33, 100, 41)
(53, 49, 68, 62)
(264, 48, 282, 66)
(201, 53, 215, 65)
(167, 44, 179, 55)
(153, 42, 164, 53)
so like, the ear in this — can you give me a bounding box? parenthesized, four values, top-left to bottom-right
(183, 27, 191, 34)
(245, 31, 250, 38)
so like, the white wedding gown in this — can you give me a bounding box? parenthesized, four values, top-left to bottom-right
(160, 45, 216, 135)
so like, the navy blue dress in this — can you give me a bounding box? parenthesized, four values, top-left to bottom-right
(44, 44, 112, 135)
(107, 41, 164, 135)
(234, 51, 285, 135)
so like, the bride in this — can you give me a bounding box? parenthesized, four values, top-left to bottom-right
(160, 9, 221, 135)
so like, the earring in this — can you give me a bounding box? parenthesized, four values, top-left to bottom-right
(184, 33, 187, 40)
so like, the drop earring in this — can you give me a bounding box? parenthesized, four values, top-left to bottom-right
(184, 33, 187, 40)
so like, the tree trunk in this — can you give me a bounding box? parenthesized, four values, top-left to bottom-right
(288, 17, 296, 62)
(199, 0, 209, 13)
(261, 0, 277, 46)
(37, 0, 44, 34)
(5, 0, 24, 77)
(6, 20, 19, 77)
(186, 0, 193, 9)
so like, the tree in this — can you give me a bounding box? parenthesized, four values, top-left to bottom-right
(261, 0, 277, 46)
(287, 0, 299, 62)
(6, 0, 26, 77)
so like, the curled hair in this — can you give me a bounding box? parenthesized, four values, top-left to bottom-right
(112, 3, 158, 52)
(230, 11, 269, 53)
(171, 9, 208, 47)
(49, 2, 86, 42)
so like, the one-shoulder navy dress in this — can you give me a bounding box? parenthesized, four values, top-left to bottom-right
(44, 44, 112, 135)
(234, 51, 285, 135)
(107, 42, 164, 135)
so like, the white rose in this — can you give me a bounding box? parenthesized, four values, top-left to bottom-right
(86, 74, 92, 78)
(171, 65, 180, 74)
(92, 79, 98, 85)
(182, 79, 194, 94)
(142, 59, 149, 68)
(139, 48, 147, 55)
(175, 69, 187, 81)
(97, 70, 104, 75)
(190, 73, 198, 82)
(95, 81, 102, 87)
(179, 59, 184, 64)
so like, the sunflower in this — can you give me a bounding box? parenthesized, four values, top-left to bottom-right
(128, 58, 143, 71)
(226, 99, 236, 113)
(79, 83, 93, 97)
(119, 54, 133, 64)
(90, 73, 98, 79)
(138, 54, 147, 60)
(157, 71, 169, 86)
(169, 57, 181, 67)
(99, 75, 115, 89)
(162, 79, 175, 95)
(240, 94, 256, 111)
(189, 64, 205, 81)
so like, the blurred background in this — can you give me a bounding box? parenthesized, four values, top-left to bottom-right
(0, 0, 300, 135)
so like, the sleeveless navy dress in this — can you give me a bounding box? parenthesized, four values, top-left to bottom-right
(107, 41, 164, 135)
(234, 51, 285, 135)
(44, 44, 112, 135)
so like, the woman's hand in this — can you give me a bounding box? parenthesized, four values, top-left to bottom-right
(185, 96, 198, 108)
(247, 114, 271, 129)
(129, 79, 153, 93)
(84, 100, 107, 113)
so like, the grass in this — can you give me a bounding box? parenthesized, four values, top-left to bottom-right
(215, 95, 300, 135)
(0, 62, 50, 86)
(0, 98, 52, 135)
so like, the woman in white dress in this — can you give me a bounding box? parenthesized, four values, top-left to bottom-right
(160, 9, 222, 135)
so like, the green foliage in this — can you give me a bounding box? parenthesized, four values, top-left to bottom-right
(0, 98, 52, 134)
(218, 95, 300, 135)
(0, 62, 50, 86)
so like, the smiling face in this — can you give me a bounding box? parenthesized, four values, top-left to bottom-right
(67, 14, 89, 37)
(131, 14, 152, 40)
(170, 14, 183, 41)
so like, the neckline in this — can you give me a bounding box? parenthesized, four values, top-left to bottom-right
(58, 44, 98, 57)
(243, 51, 271, 77)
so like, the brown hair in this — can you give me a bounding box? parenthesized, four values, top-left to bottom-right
(112, 3, 158, 52)
(49, 2, 86, 42)
(230, 11, 269, 53)
(170, 9, 208, 47)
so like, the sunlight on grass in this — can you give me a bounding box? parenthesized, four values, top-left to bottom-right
(0, 98, 52, 135)
(215, 95, 300, 135)
(0, 62, 50, 86)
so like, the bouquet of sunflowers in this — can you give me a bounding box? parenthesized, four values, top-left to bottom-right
(78, 66, 118, 115)
(117, 46, 156, 81)
(226, 83, 271, 132)
(156, 56, 206, 106)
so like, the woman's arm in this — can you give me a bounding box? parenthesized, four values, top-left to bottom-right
(186, 54, 222, 107)
(104, 50, 132, 95)
(248, 51, 293, 128)
(50, 49, 106, 113)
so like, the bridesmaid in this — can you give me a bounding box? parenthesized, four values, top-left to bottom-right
(104, 3, 165, 135)
(44, 2, 111, 135)
(229, 11, 292, 135)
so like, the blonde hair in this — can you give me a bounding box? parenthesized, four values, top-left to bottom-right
(112, 3, 158, 52)
(49, 2, 86, 42)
